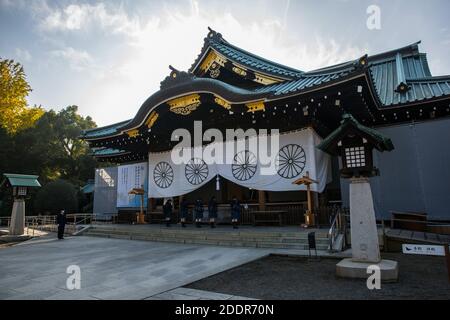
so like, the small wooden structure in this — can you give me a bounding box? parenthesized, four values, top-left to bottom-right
(293, 171, 318, 227)
(1, 173, 41, 235)
(128, 188, 146, 224)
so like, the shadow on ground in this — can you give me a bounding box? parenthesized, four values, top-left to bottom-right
(185, 253, 450, 300)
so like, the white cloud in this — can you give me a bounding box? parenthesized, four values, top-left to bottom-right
(50, 47, 93, 71)
(29, 1, 367, 126)
(41, 3, 139, 35)
(15, 48, 32, 62)
(76, 1, 366, 126)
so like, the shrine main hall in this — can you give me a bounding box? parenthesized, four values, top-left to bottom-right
(81, 28, 450, 224)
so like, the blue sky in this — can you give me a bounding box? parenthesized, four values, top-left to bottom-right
(1, 0, 449, 126)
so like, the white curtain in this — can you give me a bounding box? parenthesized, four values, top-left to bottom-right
(148, 128, 331, 198)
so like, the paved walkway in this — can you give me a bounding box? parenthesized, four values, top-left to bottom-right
(0, 236, 270, 300)
(148, 287, 256, 300)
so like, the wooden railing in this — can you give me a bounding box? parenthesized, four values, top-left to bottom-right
(142, 203, 346, 227)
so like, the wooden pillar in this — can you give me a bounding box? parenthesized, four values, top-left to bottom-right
(306, 185, 312, 213)
(305, 184, 315, 226)
(138, 194, 145, 224)
(258, 190, 266, 211)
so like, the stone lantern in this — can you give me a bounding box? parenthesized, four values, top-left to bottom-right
(317, 114, 398, 281)
(1, 174, 41, 235)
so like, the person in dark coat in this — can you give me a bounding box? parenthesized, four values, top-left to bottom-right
(163, 199, 173, 227)
(56, 210, 66, 239)
(208, 196, 218, 228)
(230, 196, 241, 229)
(194, 198, 204, 228)
(179, 198, 188, 228)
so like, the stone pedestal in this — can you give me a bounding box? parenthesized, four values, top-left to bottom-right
(336, 258, 398, 282)
(349, 177, 380, 263)
(336, 177, 398, 281)
(9, 198, 25, 235)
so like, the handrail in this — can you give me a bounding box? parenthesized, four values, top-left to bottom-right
(328, 208, 349, 252)
(328, 211, 340, 251)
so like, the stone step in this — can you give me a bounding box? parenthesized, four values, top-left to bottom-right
(84, 229, 329, 244)
(84, 230, 329, 250)
(83, 233, 328, 250)
(87, 227, 328, 240)
(89, 226, 326, 236)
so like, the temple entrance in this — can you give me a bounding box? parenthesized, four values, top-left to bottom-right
(146, 173, 341, 227)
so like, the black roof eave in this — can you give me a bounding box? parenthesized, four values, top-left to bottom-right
(83, 78, 272, 141)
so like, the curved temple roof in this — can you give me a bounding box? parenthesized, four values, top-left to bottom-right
(81, 29, 450, 149)
(190, 27, 304, 80)
(82, 70, 271, 139)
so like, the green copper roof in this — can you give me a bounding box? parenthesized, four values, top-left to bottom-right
(81, 180, 94, 194)
(317, 114, 394, 155)
(2, 173, 41, 187)
(81, 119, 131, 139)
(255, 41, 450, 106)
(253, 60, 358, 96)
(368, 53, 450, 106)
(91, 148, 129, 157)
(190, 28, 303, 79)
(209, 41, 304, 79)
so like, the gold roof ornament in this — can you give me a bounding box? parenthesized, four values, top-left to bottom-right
(168, 94, 201, 115)
(246, 101, 266, 113)
(253, 72, 280, 85)
(199, 51, 227, 73)
(232, 65, 247, 77)
(126, 129, 140, 138)
(145, 111, 159, 128)
(214, 96, 231, 110)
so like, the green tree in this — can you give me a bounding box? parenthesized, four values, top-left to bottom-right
(0, 58, 44, 134)
(34, 179, 78, 214)
(10, 105, 98, 185)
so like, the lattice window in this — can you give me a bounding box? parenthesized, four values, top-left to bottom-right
(345, 146, 366, 168)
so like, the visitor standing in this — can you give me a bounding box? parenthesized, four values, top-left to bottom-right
(230, 196, 241, 229)
(56, 210, 66, 240)
(194, 198, 204, 228)
(208, 196, 218, 228)
(163, 199, 173, 227)
(179, 198, 188, 228)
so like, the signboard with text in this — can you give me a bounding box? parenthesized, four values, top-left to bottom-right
(402, 244, 446, 256)
(116, 162, 148, 208)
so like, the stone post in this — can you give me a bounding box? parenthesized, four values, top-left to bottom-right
(349, 177, 380, 263)
(9, 198, 25, 235)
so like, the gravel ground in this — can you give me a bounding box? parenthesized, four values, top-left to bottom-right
(185, 253, 450, 300)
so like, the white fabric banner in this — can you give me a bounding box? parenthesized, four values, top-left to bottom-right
(148, 128, 331, 198)
(117, 162, 148, 207)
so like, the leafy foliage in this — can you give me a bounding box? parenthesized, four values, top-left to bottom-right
(34, 179, 78, 214)
(0, 58, 44, 134)
(0, 58, 99, 215)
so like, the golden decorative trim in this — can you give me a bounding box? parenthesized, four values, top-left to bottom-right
(145, 111, 159, 128)
(168, 94, 201, 115)
(199, 51, 227, 72)
(246, 101, 265, 113)
(214, 96, 231, 110)
(253, 72, 280, 85)
(126, 129, 140, 138)
(232, 65, 247, 77)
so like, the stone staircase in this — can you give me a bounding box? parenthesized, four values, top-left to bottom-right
(82, 225, 330, 250)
